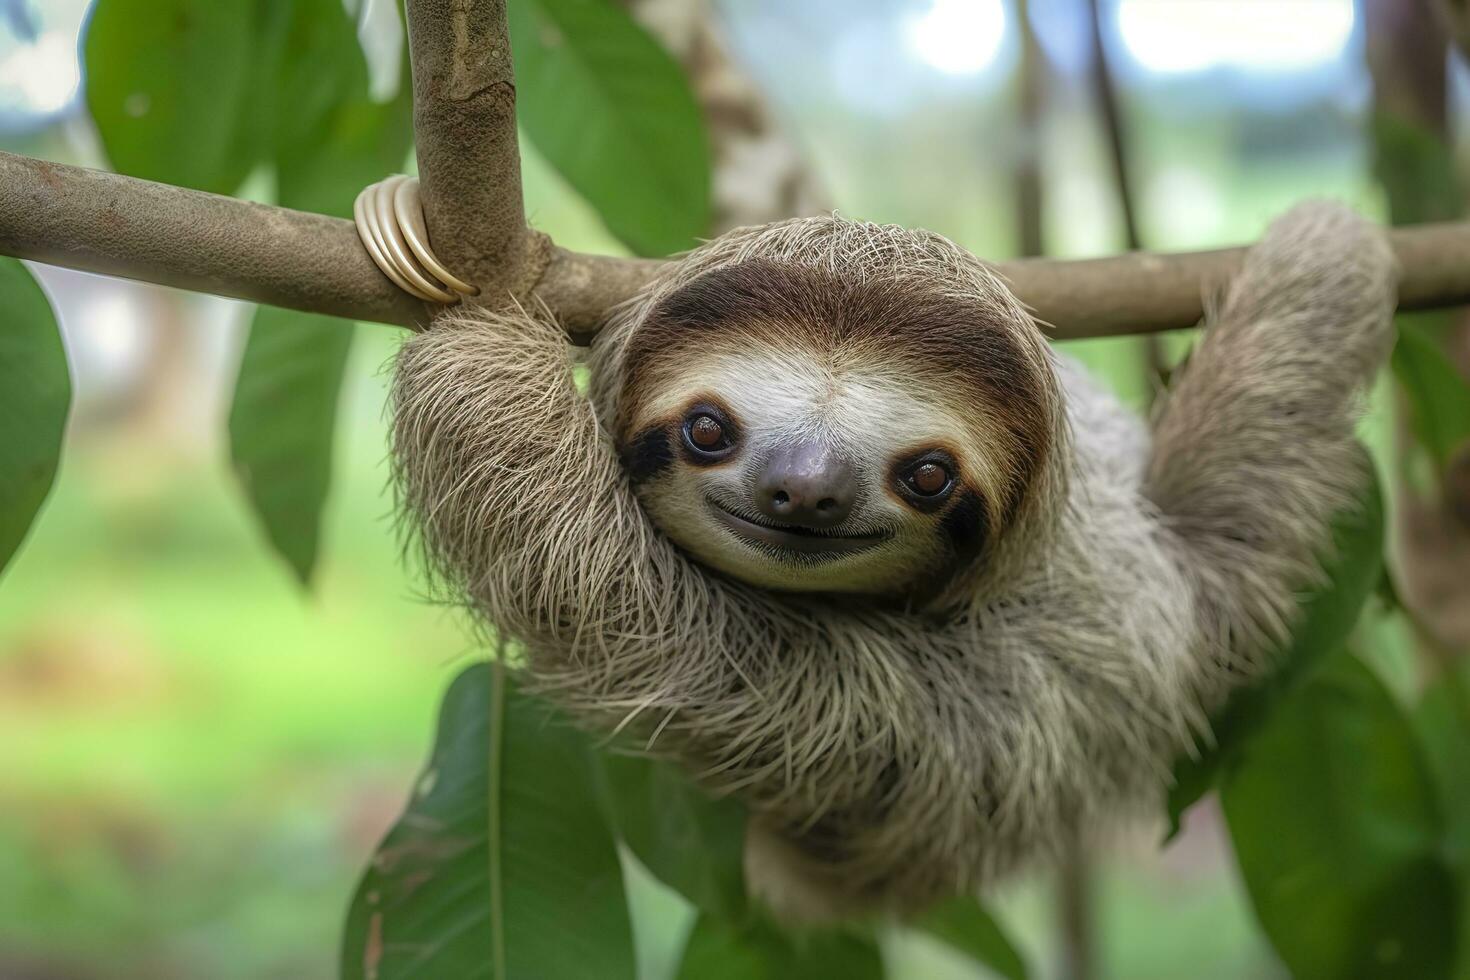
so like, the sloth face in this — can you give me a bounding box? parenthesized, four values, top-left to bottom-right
(622, 363, 990, 595)
(614, 259, 1057, 599)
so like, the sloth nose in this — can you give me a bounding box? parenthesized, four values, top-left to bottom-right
(755, 443, 856, 528)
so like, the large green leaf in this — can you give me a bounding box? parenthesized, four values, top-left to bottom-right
(0, 259, 69, 578)
(341, 663, 636, 980)
(675, 916, 884, 980)
(262, 0, 416, 215)
(257, 0, 371, 166)
(227, 308, 353, 586)
(509, 0, 711, 256)
(276, 89, 417, 220)
(1166, 466, 1385, 833)
(1393, 320, 1470, 473)
(227, 0, 414, 585)
(1370, 112, 1462, 227)
(84, 0, 259, 193)
(1415, 665, 1470, 980)
(912, 896, 1028, 980)
(1416, 664, 1470, 863)
(599, 753, 748, 920)
(1222, 653, 1459, 980)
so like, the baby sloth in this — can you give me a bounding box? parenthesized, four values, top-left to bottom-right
(389, 204, 1396, 920)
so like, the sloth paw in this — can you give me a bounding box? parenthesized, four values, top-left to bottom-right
(353, 175, 479, 304)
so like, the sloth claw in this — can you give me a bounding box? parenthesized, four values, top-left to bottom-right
(353, 175, 479, 304)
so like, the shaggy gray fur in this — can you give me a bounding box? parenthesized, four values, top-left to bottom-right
(389, 203, 1396, 919)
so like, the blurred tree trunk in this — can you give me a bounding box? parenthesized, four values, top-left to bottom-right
(620, 0, 829, 232)
(1365, 0, 1470, 653)
(1441, 0, 1470, 50)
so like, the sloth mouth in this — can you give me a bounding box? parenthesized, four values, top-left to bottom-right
(708, 500, 889, 557)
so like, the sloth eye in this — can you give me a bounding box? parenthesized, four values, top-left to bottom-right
(904, 461, 953, 497)
(683, 411, 735, 458)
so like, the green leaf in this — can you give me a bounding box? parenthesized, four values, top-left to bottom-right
(1370, 109, 1464, 226)
(226, 2, 413, 584)
(263, 0, 416, 216)
(1415, 664, 1470, 980)
(88, 0, 408, 583)
(1393, 320, 1470, 473)
(599, 753, 748, 920)
(84, 0, 260, 193)
(912, 896, 1028, 980)
(227, 308, 353, 586)
(341, 663, 636, 980)
(276, 90, 416, 219)
(1222, 652, 1459, 980)
(1371, 113, 1463, 227)
(85, 0, 398, 197)
(0, 259, 69, 577)
(1415, 663, 1470, 863)
(509, 0, 711, 256)
(1165, 465, 1384, 834)
(675, 916, 884, 980)
(257, 0, 370, 164)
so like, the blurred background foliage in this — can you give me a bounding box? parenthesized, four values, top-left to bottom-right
(0, 0, 1468, 977)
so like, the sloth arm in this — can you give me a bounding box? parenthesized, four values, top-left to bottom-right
(1143, 202, 1397, 701)
(390, 303, 757, 702)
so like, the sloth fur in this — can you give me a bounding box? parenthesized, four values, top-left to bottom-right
(389, 203, 1396, 919)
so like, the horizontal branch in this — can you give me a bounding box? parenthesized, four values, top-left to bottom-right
(4, 150, 1470, 339)
(1008, 220, 1470, 339)
(0, 152, 425, 326)
(0, 151, 646, 331)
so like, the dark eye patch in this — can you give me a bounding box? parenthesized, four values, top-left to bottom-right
(621, 424, 674, 485)
(939, 488, 988, 567)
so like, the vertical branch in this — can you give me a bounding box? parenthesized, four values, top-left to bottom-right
(1014, 0, 1046, 258)
(1086, 0, 1140, 250)
(1087, 0, 1166, 393)
(405, 0, 547, 301)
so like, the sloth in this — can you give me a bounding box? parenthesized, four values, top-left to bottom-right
(383, 202, 1395, 920)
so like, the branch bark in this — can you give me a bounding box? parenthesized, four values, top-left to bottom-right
(406, 0, 548, 301)
(0, 151, 428, 324)
(5, 149, 1470, 339)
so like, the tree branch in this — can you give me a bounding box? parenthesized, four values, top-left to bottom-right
(0, 151, 651, 332)
(406, 0, 548, 300)
(0, 151, 427, 324)
(4, 150, 1470, 339)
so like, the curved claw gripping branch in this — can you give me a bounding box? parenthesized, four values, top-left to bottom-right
(353, 176, 479, 304)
